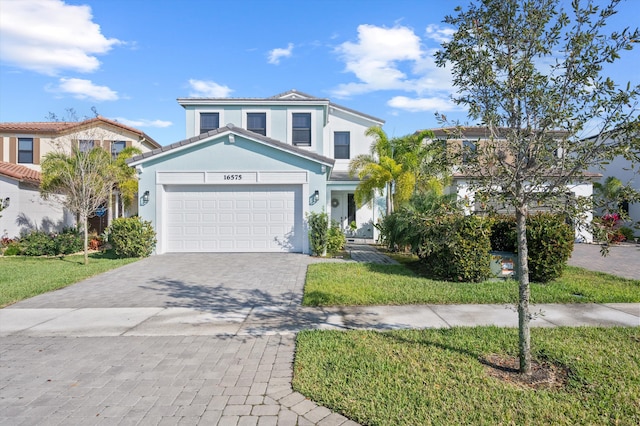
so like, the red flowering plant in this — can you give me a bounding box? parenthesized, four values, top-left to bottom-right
(594, 213, 626, 244)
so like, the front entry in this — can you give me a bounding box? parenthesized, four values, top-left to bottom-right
(330, 191, 356, 231)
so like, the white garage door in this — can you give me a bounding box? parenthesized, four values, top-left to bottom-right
(165, 184, 302, 252)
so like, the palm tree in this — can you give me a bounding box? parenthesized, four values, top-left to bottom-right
(112, 146, 142, 211)
(349, 127, 447, 215)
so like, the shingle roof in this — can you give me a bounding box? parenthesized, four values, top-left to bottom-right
(0, 161, 41, 184)
(127, 124, 336, 167)
(0, 117, 161, 148)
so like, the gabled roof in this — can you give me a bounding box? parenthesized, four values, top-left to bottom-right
(0, 161, 41, 184)
(127, 124, 335, 168)
(177, 89, 385, 125)
(0, 117, 161, 148)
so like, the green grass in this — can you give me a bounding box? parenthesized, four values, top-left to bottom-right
(0, 251, 139, 307)
(294, 327, 640, 425)
(303, 262, 640, 306)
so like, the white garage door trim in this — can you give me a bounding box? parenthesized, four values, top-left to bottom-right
(163, 184, 303, 253)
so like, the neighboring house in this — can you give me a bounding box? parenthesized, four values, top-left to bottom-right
(128, 90, 385, 254)
(585, 130, 639, 236)
(427, 126, 599, 243)
(0, 161, 74, 239)
(0, 117, 161, 237)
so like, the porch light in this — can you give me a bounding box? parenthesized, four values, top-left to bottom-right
(309, 190, 319, 206)
(2, 197, 9, 208)
(141, 191, 150, 205)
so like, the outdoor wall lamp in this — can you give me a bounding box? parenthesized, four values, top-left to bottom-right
(2, 197, 9, 209)
(309, 190, 319, 206)
(141, 191, 150, 205)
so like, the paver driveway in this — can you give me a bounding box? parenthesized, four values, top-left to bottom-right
(1, 253, 358, 426)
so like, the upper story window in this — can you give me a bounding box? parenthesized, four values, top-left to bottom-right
(462, 140, 477, 163)
(246, 113, 267, 136)
(18, 138, 33, 163)
(334, 132, 350, 159)
(200, 112, 220, 134)
(292, 113, 311, 146)
(79, 140, 95, 153)
(111, 141, 126, 158)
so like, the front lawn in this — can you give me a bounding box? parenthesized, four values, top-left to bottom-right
(303, 263, 640, 306)
(294, 327, 640, 425)
(0, 252, 138, 307)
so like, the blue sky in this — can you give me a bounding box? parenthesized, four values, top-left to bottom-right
(1, 0, 638, 145)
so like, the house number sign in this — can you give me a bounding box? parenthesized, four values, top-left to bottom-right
(223, 174, 243, 181)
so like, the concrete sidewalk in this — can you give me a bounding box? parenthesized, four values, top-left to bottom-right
(1, 303, 638, 337)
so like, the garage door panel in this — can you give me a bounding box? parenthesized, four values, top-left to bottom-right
(165, 184, 302, 252)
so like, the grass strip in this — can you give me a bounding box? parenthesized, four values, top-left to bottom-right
(303, 263, 640, 306)
(0, 252, 138, 307)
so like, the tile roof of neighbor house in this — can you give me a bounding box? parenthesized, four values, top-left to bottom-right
(0, 117, 161, 149)
(421, 126, 570, 139)
(127, 124, 336, 167)
(177, 89, 386, 125)
(0, 161, 41, 184)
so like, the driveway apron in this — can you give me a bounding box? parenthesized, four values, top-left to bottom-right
(1, 253, 359, 426)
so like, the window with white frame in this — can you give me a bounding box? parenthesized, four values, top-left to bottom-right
(292, 113, 311, 146)
(334, 132, 350, 159)
(200, 112, 220, 134)
(18, 138, 33, 163)
(246, 112, 266, 136)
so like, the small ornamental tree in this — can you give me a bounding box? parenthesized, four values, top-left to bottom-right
(436, 0, 639, 374)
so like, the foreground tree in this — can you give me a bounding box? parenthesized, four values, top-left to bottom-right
(436, 0, 639, 374)
(41, 146, 116, 265)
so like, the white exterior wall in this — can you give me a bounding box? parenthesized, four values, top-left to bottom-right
(323, 108, 378, 173)
(0, 176, 73, 239)
(591, 155, 639, 236)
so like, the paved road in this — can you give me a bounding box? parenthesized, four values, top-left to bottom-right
(1, 248, 638, 426)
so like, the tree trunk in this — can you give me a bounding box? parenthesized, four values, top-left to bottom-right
(82, 213, 89, 265)
(386, 182, 393, 215)
(515, 206, 531, 374)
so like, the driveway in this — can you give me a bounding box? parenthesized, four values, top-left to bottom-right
(568, 243, 640, 280)
(1, 253, 359, 426)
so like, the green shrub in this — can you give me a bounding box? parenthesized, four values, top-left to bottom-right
(307, 211, 329, 256)
(526, 213, 574, 282)
(327, 221, 346, 255)
(55, 227, 83, 255)
(106, 217, 156, 258)
(489, 213, 574, 283)
(619, 226, 635, 241)
(2, 242, 22, 256)
(20, 231, 58, 256)
(416, 214, 492, 282)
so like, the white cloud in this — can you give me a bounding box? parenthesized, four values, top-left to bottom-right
(188, 79, 233, 97)
(0, 0, 121, 75)
(268, 43, 294, 65)
(425, 24, 455, 44)
(48, 78, 119, 101)
(387, 96, 459, 112)
(331, 23, 458, 105)
(112, 117, 173, 128)
(332, 25, 423, 97)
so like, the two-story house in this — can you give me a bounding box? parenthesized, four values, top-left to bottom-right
(0, 117, 161, 238)
(128, 90, 385, 254)
(427, 126, 598, 242)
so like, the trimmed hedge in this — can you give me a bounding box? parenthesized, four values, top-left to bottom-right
(106, 217, 156, 258)
(18, 228, 83, 256)
(416, 214, 492, 282)
(490, 213, 574, 283)
(308, 211, 329, 256)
